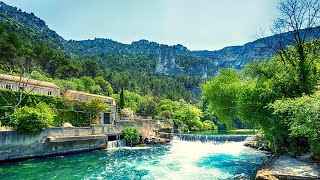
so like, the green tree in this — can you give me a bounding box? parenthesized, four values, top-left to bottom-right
(119, 87, 125, 109)
(81, 60, 102, 77)
(122, 126, 140, 146)
(94, 76, 113, 95)
(202, 68, 245, 129)
(270, 92, 320, 156)
(8, 102, 55, 134)
(203, 120, 216, 130)
(80, 76, 96, 92)
(270, 0, 320, 94)
(156, 99, 179, 120)
(85, 98, 108, 124)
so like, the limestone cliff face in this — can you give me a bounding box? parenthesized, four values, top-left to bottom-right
(192, 40, 275, 70)
(1, 1, 320, 79)
(155, 48, 183, 76)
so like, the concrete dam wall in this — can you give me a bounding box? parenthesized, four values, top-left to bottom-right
(0, 120, 173, 161)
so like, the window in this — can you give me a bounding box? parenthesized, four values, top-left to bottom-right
(104, 99, 112, 105)
(5, 84, 11, 90)
(48, 91, 52, 96)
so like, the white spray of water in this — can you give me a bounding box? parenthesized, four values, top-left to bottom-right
(137, 138, 249, 180)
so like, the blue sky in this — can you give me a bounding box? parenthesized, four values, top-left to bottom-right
(2, 0, 279, 50)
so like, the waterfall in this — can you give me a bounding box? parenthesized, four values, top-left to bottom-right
(174, 134, 256, 143)
(107, 140, 126, 149)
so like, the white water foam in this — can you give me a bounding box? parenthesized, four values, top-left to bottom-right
(136, 138, 249, 180)
(107, 140, 126, 149)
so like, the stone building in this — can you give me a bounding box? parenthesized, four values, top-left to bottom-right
(64, 90, 117, 125)
(0, 73, 60, 96)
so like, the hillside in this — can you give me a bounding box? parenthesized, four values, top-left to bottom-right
(1, 1, 320, 99)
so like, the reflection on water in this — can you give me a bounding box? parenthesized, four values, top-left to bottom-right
(0, 135, 269, 180)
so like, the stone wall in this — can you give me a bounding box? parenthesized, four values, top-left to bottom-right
(0, 127, 108, 161)
(0, 120, 173, 161)
(115, 120, 172, 137)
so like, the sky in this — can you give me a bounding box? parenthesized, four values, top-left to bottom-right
(2, 0, 279, 50)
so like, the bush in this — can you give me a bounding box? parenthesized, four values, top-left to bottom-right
(122, 126, 139, 146)
(191, 120, 204, 131)
(203, 120, 216, 130)
(270, 91, 320, 156)
(9, 102, 56, 134)
(121, 108, 134, 120)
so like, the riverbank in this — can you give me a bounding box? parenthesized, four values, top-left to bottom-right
(256, 154, 320, 179)
(244, 138, 320, 180)
(0, 120, 173, 162)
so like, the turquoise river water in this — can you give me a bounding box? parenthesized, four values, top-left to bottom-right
(0, 134, 270, 180)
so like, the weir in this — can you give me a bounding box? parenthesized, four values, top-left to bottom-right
(107, 140, 126, 149)
(174, 134, 257, 143)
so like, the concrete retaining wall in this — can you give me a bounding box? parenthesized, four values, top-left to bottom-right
(0, 120, 173, 161)
(116, 120, 172, 137)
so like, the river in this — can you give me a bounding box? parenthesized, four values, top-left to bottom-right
(0, 134, 270, 180)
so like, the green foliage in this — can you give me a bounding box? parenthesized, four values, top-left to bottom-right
(156, 99, 179, 120)
(278, 40, 320, 95)
(8, 102, 55, 134)
(119, 87, 125, 109)
(0, 19, 200, 102)
(114, 90, 146, 113)
(85, 98, 108, 124)
(0, 89, 57, 115)
(155, 99, 203, 130)
(203, 120, 216, 130)
(0, 89, 97, 127)
(201, 41, 320, 155)
(81, 60, 102, 77)
(94, 76, 113, 95)
(270, 92, 320, 156)
(202, 68, 245, 129)
(175, 54, 208, 69)
(121, 126, 140, 146)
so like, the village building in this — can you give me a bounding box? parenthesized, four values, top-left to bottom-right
(64, 90, 117, 125)
(0, 73, 60, 96)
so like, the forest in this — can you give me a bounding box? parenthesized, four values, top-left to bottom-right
(0, 20, 214, 133)
(202, 41, 320, 156)
(1, 0, 319, 157)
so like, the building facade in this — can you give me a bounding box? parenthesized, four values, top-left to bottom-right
(64, 90, 117, 125)
(0, 73, 60, 96)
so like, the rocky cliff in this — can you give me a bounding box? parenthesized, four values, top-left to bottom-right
(1, 2, 320, 78)
(0, 2, 64, 43)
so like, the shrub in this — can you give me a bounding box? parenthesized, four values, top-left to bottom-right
(203, 120, 216, 130)
(191, 120, 204, 131)
(122, 126, 139, 146)
(121, 108, 134, 120)
(9, 102, 56, 134)
(270, 92, 320, 156)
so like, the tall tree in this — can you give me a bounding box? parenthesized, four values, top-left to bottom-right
(81, 60, 102, 78)
(270, 0, 320, 94)
(119, 87, 125, 109)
